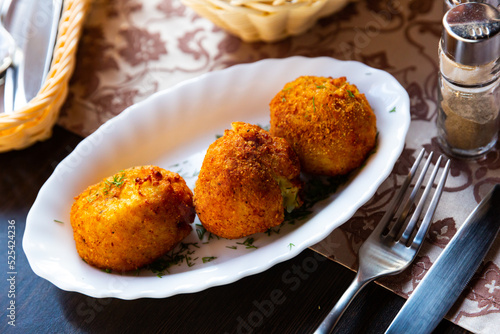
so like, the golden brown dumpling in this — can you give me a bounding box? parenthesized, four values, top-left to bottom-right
(70, 166, 194, 272)
(270, 76, 377, 176)
(194, 122, 302, 239)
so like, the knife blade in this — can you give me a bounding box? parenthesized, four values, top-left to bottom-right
(385, 184, 500, 334)
(2, 0, 62, 112)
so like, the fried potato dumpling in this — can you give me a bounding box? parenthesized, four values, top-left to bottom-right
(270, 76, 377, 176)
(194, 122, 302, 239)
(70, 166, 194, 272)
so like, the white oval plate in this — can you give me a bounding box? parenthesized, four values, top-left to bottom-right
(23, 56, 410, 299)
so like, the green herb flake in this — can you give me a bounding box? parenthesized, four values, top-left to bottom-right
(316, 85, 326, 89)
(196, 224, 207, 241)
(110, 173, 126, 187)
(284, 173, 350, 225)
(186, 256, 197, 267)
(266, 226, 281, 236)
(226, 245, 237, 250)
(208, 232, 220, 241)
(202, 256, 217, 263)
(282, 96, 286, 102)
(54, 219, 65, 224)
(389, 107, 396, 113)
(288, 243, 295, 250)
(237, 237, 258, 249)
(313, 96, 316, 112)
(347, 89, 355, 98)
(147, 242, 200, 277)
(103, 268, 112, 274)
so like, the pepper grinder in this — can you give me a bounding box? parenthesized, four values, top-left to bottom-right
(436, 2, 500, 158)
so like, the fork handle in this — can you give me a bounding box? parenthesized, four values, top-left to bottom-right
(315, 273, 371, 334)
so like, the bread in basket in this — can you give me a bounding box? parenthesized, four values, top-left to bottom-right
(181, 0, 351, 42)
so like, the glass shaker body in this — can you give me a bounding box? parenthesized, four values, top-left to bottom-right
(436, 42, 500, 158)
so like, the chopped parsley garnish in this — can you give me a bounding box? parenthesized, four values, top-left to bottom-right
(265, 226, 281, 236)
(208, 232, 220, 240)
(281, 138, 378, 227)
(109, 173, 126, 187)
(237, 237, 258, 249)
(288, 243, 295, 250)
(196, 224, 207, 240)
(347, 89, 355, 98)
(316, 85, 326, 89)
(101, 172, 127, 195)
(226, 245, 237, 250)
(202, 256, 217, 263)
(147, 242, 200, 277)
(389, 107, 396, 113)
(86, 190, 99, 202)
(54, 219, 65, 224)
(283, 174, 349, 225)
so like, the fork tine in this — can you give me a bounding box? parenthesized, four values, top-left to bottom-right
(399, 155, 446, 245)
(374, 148, 426, 235)
(409, 158, 450, 250)
(399, 155, 442, 244)
(386, 151, 434, 239)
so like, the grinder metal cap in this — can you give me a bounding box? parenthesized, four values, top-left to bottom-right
(442, 2, 500, 66)
(444, 0, 500, 12)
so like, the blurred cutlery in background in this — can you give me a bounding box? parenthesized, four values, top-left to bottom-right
(0, 0, 15, 75)
(1, 0, 62, 113)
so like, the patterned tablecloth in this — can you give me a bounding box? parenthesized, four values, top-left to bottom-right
(58, 1, 500, 333)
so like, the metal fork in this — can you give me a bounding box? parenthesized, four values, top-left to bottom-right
(315, 149, 450, 334)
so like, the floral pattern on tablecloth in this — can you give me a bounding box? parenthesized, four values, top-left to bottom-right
(58, 1, 500, 333)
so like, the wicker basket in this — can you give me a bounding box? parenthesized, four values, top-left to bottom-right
(181, 0, 351, 42)
(0, 0, 91, 152)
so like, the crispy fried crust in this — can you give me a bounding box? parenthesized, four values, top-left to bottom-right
(194, 122, 302, 239)
(270, 76, 377, 176)
(70, 166, 194, 272)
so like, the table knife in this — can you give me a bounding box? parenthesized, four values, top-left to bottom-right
(3, 0, 62, 112)
(385, 184, 500, 334)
